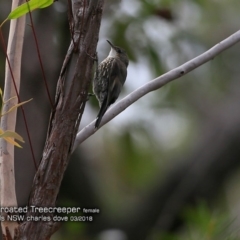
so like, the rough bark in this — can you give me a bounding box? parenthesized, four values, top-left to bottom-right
(18, 0, 104, 239)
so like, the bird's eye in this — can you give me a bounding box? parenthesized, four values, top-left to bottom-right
(117, 49, 122, 54)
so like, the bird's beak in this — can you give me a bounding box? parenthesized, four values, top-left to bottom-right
(106, 40, 119, 58)
(106, 40, 116, 49)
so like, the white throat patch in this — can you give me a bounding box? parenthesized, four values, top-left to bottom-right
(108, 48, 117, 58)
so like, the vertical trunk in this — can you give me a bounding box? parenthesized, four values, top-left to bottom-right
(0, 0, 26, 239)
(18, 0, 104, 239)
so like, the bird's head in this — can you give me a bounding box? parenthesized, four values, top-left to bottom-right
(107, 40, 129, 67)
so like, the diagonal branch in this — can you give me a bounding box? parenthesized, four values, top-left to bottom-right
(73, 29, 240, 151)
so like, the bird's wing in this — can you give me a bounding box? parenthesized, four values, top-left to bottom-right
(95, 58, 117, 128)
(95, 58, 126, 128)
(106, 58, 125, 106)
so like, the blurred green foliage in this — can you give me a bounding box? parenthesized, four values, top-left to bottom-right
(156, 202, 240, 240)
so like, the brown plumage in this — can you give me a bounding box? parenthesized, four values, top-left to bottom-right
(93, 40, 129, 128)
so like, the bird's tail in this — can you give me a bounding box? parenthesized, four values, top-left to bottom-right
(95, 97, 109, 129)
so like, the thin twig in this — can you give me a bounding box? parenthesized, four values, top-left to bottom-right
(27, 12, 54, 108)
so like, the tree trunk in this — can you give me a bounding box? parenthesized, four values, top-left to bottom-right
(18, 0, 104, 239)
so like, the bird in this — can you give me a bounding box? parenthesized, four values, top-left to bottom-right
(93, 40, 129, 129)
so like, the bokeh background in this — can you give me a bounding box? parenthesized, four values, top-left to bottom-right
(1, 0, 240, 239)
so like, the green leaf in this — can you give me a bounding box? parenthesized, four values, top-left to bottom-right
(4, 137, 22, 148)
(4, 96, 17, 104)
(8, 0, 54, 20)
(1, 98, 32, 116)
(0, 129, 24, 148)
(0, 130, 24, 142)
